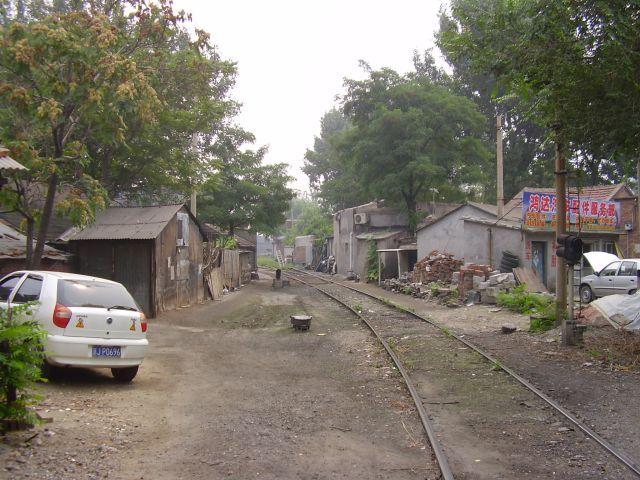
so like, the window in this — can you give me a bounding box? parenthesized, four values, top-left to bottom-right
(603, 242, 616, 255)
(176, 212, 189, 247)
(57, 279, 139, 310)
(601, 262, 620, 276)
(0, 274, 23, 302)
(619, 261, 638, 277)
(13, 275, 43, 303)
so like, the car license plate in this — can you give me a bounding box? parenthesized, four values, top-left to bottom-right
(92, 346, 121, 357)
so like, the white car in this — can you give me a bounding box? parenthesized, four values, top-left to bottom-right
(0, 271, 148, 382)
(579, 252, 640, 304)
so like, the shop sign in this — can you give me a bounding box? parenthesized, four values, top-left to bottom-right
(522, 191, 619, 232)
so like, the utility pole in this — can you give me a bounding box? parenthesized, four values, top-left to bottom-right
(555, 140, 575, 346)
(190, 133, 198, 216)
(496, 115, 504, 218)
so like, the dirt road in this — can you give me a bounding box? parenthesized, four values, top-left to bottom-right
(3, 270, 640, 479)
(2, 272, 437, 479)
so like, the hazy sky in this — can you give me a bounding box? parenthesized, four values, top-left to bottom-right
(173, 0, 447, 192)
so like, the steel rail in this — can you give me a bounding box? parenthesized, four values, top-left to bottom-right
(280, 268, 455, 480)
(285, 267, 640, 478)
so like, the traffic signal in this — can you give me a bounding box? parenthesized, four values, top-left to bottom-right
(556, 234, 583, 265)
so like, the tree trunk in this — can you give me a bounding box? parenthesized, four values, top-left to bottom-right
(31, 171, 59, 269)
(25, 216, 34, 269)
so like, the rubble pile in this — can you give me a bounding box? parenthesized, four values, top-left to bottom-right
(453, 264, 517, 304)
(380, 252, 517, 306)
(412, 250, 464, 284)
(381, 278, 428, 298)
(380, 277, 459, 304)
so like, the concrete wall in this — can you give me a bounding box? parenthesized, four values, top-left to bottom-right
(256, 234, 274, 256)
(333, 203, 408, 277)
(417, 205, 495, 261)
(294, 235, 315, 265)
(462, 222, 523, 268)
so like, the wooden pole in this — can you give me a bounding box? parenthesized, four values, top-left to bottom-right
(555, 140, 574, 346)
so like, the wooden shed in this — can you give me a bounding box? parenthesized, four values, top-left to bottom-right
(68, 205, 205, 317)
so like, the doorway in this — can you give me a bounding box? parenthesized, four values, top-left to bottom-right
(531, 241, 547, 286)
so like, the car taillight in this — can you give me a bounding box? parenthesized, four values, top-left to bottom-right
(140, 312, 147, 333)
(53, 303, 72, 328)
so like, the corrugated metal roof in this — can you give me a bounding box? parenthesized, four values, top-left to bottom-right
(69, 205, 184, 241)
(356, 230, 404, 240)
(0, 156, 27, 171)
(0, 220, 71, 260)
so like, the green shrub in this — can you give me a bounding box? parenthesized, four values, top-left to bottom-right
(497, 284, 552, 315)
(497, 285, 557, 332)
(366, 239, 382, 282)
(0, 303, 46, 427)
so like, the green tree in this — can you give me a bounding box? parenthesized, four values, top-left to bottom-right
(0, 1, 244, 267)
(197, 129, 294, 236)
(282, 198, 332, 245)
(436, 5, 556, 199)
(303, 109, 368, 210)
(437, 0, 640, 183)
(0, 1, 177, 267)
(339, 63, 491, 230)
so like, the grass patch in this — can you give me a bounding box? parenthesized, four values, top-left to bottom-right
(257, 256, 293, 269)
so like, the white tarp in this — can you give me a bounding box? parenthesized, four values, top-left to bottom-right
(591, 293, 640, 331)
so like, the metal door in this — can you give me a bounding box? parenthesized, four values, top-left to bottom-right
(531, 241, 547, 286)
(113, 242, 152, 316)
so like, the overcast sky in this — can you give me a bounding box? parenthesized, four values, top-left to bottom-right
(173, 0, 447, 193)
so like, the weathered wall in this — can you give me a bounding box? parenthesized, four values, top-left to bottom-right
(462, 222, 523, 269)
(73, 240, 154, 315)
(293, 235, 315, 265)
(618, 196, 638, 257)
(155, 210, 204, 315)
(333, 203, 408, 277)
(416, 205, 495, 261)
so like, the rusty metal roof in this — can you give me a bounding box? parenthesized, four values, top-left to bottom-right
(69, 205, 184, 241)
(0, 220, 71, 260)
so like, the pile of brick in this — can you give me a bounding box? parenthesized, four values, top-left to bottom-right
(412, 250, 464, 284)
(453, 265, 517, 304)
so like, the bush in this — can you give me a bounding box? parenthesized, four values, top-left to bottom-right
(0, 303, 46, 428)
(497, 284, 552, 315)
(366, 240, 382, 282)
(497, 285, 557, 333)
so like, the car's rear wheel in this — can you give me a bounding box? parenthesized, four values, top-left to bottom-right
(111, 366, 138, 382)
(40, 360, 59, 380)
(630, 289, 637, 295)
(580, 285, 594, 303)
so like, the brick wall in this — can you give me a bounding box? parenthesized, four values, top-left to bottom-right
(618, 197, 639, 257)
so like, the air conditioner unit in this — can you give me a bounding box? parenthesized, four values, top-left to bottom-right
(354, 213, 369, 225)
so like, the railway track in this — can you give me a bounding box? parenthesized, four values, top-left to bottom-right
(281, 267, 640, 479)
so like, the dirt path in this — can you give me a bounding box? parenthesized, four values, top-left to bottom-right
(4, 270, 640, 479)
(2, 273, 437, 480)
